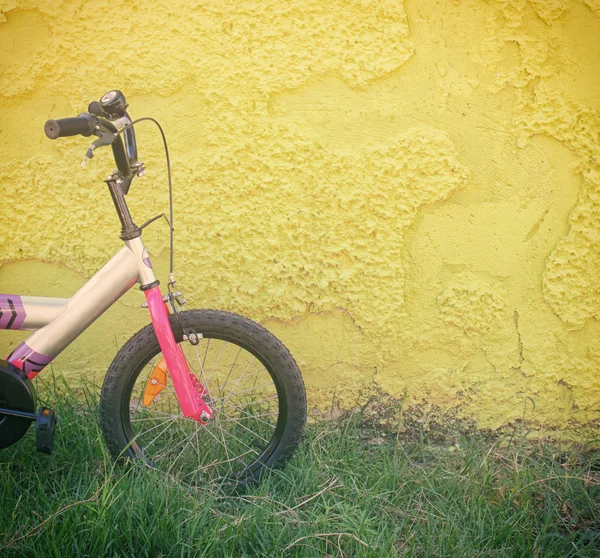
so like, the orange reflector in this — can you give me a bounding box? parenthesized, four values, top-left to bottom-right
(142, 357, 168, 407)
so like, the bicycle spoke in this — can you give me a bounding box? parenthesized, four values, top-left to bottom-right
(215, 410, 278, 423)
(122, 322, 301, 484)
(213, 409, 270, 444)
(219, 346, 242, 394)
(217, 405, 278, 428)
(191, 343, 212, 398)
(131, 405, 190, 421)
(140, 414, 183, 453)
(181, 449, 255, 479)
(206, 421, 260, 459)
(203, 420, 259, 470)
(218, 393, 278, 411)
(160, 430, 198, 469)
(218, 357, 256, 410)
(201, 338, 211, 374)
(211, 382, 277, 404)
(205, 340, 228, 383)
(212, 399, 233, 473)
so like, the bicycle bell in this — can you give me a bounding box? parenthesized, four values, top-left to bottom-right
(98, 90, 128, 117)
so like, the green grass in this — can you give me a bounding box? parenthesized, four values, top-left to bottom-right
(1, 378, 599, 557)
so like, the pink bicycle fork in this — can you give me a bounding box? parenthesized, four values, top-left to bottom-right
(144, 286, 213, 424)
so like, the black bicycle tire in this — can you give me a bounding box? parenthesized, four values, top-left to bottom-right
(99, 309, 307, 484)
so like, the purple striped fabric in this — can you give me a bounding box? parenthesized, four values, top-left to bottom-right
(0, 294, 26, 330)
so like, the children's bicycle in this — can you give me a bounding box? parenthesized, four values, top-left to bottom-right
(0, 90, 307, 485)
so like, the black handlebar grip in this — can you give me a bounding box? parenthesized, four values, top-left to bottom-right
(88, 101, 105, 117)
(44, 113, 96, 140)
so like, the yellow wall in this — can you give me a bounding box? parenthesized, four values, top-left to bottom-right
(1, 0, 599, 436)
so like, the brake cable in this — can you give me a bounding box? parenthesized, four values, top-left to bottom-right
(110, 118, 199, 347)
(116, 118, 176, 286)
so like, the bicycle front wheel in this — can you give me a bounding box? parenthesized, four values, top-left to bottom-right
(99, 309, 307, 485)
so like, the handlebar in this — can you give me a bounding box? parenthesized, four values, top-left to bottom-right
(44, 114, 96, 139)
(43, 90, 139, 183)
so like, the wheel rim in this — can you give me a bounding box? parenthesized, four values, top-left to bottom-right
(121, 335, 286, 484)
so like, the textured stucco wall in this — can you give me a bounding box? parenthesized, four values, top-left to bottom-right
(1, 0, 599, 435)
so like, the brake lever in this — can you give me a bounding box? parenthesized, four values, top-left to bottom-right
(81, 130, 116, 167)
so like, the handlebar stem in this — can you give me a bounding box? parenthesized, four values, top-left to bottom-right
(96, 118, 134, 180)
(105, 172, 141, 241)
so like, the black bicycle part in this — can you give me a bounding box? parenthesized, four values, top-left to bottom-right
(45, 90, 138, 181)
(0, 360, 36, 449)
(100, 118, 135, 180)
(105, 174, 140, 241)
(44, 113, 96, 139)
(88, 101, 104, 117)
(118, 117, 175, 277)
(99, 89, 128, 117)
(44, 90, 176, 285)
(98, 90, 138, 171)
(0, 407, 37, 420)
(123, 113, 138, 165)
(99, 310, 307, 486)
(36, 407, 57, 454)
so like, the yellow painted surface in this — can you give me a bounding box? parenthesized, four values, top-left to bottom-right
(1, 0, 599, 435)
